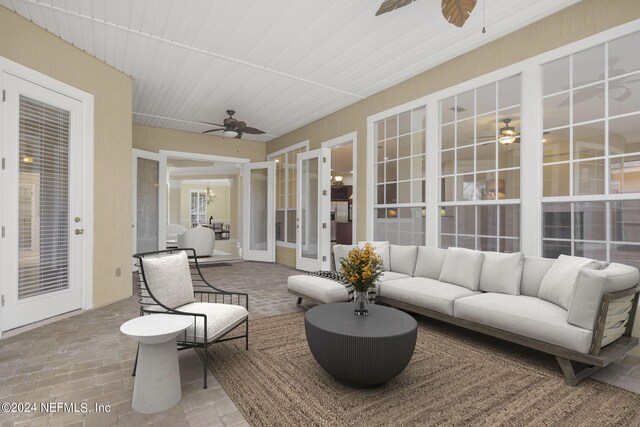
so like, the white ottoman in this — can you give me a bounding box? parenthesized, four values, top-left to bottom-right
(121, 314, 194, 414)
(287, 275, 349, 305)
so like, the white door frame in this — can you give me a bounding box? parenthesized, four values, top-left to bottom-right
(321, 131, 357, 245)
(242, 161, 276, 262)
(0, 56, 94, 335)
(296, 148, 331, 271)
(157, 150, 249, 250)
(131, 149, 160, 262)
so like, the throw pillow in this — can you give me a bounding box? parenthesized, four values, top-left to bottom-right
(478, 252, 524, 295)
(439, 247, 485, 291)
(389, 245, 418, 276)
(358, 241, 390, 271)
(413, 246, 447, 280)
(567, 263, 640, 330)
(141, 251, 195, 309)
(333, 244, 356, 272)
(538, 254, 602, 310)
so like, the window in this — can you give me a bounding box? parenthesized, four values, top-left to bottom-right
(373, 107, 426, 245)
(190, 190, 206, 226)
(271, 144, 307, 244)
(438, 75, 522, 252)
(542, 31, 640, 268)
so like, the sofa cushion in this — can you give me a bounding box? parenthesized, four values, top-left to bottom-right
(568, 263, 640, 330)
(479, 252, 524, 295)
(520, 256, 555, 297)
(141, 251, 195, 309)
(378, 277, 479, 316)
(381, 271, 411, 282)
(358, 241, 390, 271)
(390, 245, 418, 276)
(413, 246, 447, 280)
(538, 254, 601, 309)
(177, 302, 248, 343)
(454, 293, 593, 354)
(287, 275, 349, 304)
(439, 248, 484, 291)
(333, 244, 356, 272)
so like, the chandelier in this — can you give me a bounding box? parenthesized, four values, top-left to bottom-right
(200, 182, 217, 205)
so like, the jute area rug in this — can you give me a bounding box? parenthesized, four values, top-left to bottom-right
(207, 312, 640, 426)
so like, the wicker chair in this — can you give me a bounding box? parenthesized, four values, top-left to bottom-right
(133, 248, 249, 389)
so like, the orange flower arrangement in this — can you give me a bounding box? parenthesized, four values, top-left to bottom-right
(339, 244, 384, 292)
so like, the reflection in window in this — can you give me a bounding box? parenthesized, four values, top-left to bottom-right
(541, 31, 640, 269)
(373, 107, 426, 245)
(438, 74, 521, 252)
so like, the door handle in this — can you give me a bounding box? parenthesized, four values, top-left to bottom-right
(74, 229, 84, 235)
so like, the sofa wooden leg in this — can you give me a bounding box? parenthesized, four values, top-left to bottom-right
(296, 297, 302, 305)
(555, 356, 599, 385)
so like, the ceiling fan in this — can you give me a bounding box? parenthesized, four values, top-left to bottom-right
(200, 110, 265, 139)
(376, 0, 477, 28)
(476, 119, 520, 145)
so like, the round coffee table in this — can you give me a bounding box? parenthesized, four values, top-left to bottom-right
(305, 303, 417, 385)
(120, 314, 194, 414)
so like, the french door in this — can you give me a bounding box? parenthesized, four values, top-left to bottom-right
(242, 161, 276, 262)
(1, 73, 85, 331)
(296, 148, 331, 271)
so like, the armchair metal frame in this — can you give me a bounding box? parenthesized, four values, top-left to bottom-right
(133, 248, 249, 389)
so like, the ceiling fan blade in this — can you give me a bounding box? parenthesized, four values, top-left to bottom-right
(475, 135, 495, 140)
(202, 128, 224, 134)
(441, 0, 477, 28)
(242, 126, 266, 135)
(375, 0, 416, 16)
(199, 121, 225, 127)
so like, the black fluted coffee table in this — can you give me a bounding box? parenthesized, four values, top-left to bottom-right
(304, 303, 417, 385)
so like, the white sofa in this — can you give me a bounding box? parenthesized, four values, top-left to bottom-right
(287, 243, 640, 385)
(177, 227, 216, 257)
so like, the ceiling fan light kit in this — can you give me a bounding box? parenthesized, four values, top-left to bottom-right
(223, 130, 239, 138)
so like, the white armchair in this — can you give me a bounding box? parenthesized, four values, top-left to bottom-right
(177, 227, 216, 257)
(166, 224, 187, 241)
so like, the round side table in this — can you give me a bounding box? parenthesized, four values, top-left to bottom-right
(120, 314, 194, 414)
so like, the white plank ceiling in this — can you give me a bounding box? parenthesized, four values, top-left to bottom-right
(2, 0, 580, 142)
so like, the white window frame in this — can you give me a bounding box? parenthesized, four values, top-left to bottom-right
(366, 19, 640, 258)
(267, 140, 309, 248)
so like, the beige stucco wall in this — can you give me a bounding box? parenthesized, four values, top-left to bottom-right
(133, 124, 266, 162)
(0, 6, 133, 308)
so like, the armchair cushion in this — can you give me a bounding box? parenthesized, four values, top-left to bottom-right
(177, 302, 248, 343)
(141, 251, 195, 309)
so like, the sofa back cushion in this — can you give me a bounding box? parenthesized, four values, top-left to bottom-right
(413, 246, 447, 280)
(538, 254, 602, 310)
(568, 263, 640, 330)
(333, 244, 356, 272)
(478, 252, 524, 295)
(439, 247, 484, 291)
(358, 241, 390, 271)
(141, 251, 195, 309)
(389, 245, 418, 276)
(520, 256, 555, 297)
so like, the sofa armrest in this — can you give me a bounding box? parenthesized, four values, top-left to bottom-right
(590, 285, 640, 356)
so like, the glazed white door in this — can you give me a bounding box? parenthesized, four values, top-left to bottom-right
(296, 148, 331, 271)
(242, 161, 275, 262)
(1, 73, 85, 331)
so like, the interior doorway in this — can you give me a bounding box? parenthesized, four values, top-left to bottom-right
(323, 133, 357, 270)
